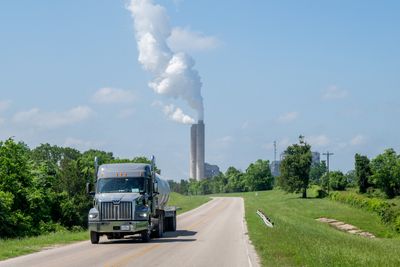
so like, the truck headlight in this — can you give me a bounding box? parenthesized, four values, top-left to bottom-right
(137, 212, 148, 218)
(89, 213, 98, 219)
(134, 205, 149, 220)
(88, 208, 99, 221)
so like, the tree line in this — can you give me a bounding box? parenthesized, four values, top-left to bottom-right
(277, 136, 400, 199)
(168, 159, 275, 195)
(2, 135, 398, 238)
(0, 138, 152, 238)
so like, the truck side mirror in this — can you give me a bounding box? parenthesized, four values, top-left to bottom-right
(86, 182, 95, 196)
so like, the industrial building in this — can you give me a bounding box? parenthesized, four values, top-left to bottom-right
(312, 151, 321, 165)
(190, 120, 205, 180)
(270, 161, 281, 177)
(204, 163, 221, 178)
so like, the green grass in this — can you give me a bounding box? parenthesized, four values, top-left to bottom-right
(168, 192, 211, 214)
(0, 192, 210, 261)
(0, 231, 88, 261)
(239, 190, 400, 267)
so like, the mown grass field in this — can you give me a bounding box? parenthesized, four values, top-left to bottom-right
(168, 192, 210, 214)
(240, 189, 400, 267)
(0, 231, 88, 261)
(0, 192, 210, 261)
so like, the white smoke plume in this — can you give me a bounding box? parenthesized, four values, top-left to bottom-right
(163, 104, 195, 124)
(127, 0, 204, 122)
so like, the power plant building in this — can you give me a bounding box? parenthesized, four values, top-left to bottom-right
(190, 120, 205, 180)
(312, 151, 321, 165)
(204, 163, 221, 178)
(270, 161, 281, 177)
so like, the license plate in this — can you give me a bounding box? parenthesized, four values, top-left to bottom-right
(120, 225, 130, 231)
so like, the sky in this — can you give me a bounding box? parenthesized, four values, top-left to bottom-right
(1, 0, 399, 180)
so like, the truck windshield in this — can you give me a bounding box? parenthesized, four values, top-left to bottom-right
(97, 177, 144, 193)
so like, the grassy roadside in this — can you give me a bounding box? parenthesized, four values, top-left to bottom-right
(0, 192, 210, 261)
(0, 231, 88, 261)
(240, 190, 400, 267)
(168, 192, 211, 214)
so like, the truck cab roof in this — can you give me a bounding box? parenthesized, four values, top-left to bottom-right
(98, 163, 152, 179)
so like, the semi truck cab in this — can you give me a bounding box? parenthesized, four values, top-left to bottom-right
(87, 159, 176, 244)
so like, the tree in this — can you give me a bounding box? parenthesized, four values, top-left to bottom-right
(225, 167, 245, 192)
(279, 136, 312, 198)
(322, 171, 347, 191)
(0, 139, 33, 212)
(370, 149, 400, 198)
(0, 139, 40, 237)
(31, 143, 63, 165)
(345, 170, 357, 188)
(309, 161, 327, 185)
(244, 160, 274, 191)
(355, 154, 371, 193)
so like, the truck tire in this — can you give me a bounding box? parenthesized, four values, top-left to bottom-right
(171, 212, 176, 231)
(154, 213, 164, 238)
(141, 224, 151, 243)
(90, 231, 99, 244)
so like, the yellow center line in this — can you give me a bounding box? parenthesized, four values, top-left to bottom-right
(103, 243, 161, 267)
(104, 200, 230, 267)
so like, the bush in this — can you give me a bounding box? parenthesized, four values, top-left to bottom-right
(316, 189, 328, 198)
(39, 221, 66, 234)
(329, 191, 400, 232)
(322, 171, 347, 191)
(395, 216, 400, 233)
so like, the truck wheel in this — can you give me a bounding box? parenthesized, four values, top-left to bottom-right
(141, 225, 151, 243)
(171, 212, 177, 232)
(90, 231, 99, 244)
(154, 213, 164, 238)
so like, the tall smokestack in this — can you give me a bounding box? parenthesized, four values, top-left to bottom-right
(196, 120, 205, 180)
(190, 124, 197, 179)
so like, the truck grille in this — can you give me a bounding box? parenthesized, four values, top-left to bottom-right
(100, 201, 132, 220)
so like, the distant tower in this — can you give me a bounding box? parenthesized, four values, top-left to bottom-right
(190, 124, 197, 179)
(190, 120, 205, 180)
(274, 141, 277, 162)
(196, 120, 205, 180)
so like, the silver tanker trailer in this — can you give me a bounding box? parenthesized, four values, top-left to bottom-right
(87, 157, 176, 244)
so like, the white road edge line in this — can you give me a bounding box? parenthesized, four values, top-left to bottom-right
(241, 197, 260, 267)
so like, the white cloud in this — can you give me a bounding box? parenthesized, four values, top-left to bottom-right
(322, 85, 349, 100)
(0, 100, 11, 112)
(350, 134, 367, 146)
(167, 27, 220, 53)
(163, 104, 195, 124)
(92, 88, 135, 104)
(307, 135, 331, 147)
(12, 106, 93, 129)
(276, 112, 299, 123)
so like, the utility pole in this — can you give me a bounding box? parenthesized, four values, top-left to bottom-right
(322, 151, 334, 193)
(273, 141, 277, 162)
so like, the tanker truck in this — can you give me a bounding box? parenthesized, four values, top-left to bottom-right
(87, 157, 176, 244)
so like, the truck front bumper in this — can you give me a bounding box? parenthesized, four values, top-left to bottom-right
(88, 220, 148, 234)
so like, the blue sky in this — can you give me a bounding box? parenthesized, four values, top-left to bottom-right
(1, 0, 399, 180)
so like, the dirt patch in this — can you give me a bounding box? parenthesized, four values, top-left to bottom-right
(316, 217, 376, 238)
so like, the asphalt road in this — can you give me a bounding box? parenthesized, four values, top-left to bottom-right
(0, 197, 260, 267)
